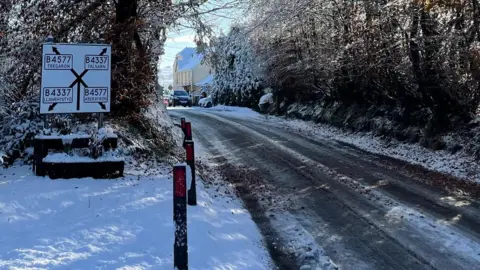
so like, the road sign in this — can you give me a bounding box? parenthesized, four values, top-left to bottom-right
(40, 43, 111, 114)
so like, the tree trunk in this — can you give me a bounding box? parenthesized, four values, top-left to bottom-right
(408, 9, 422, 90)
(111, 0, 137, 111)
(113, 0, 137, 64)
(471, 0, 480, 42)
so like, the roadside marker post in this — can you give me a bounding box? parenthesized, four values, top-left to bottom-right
(183, 122, 192, 148)
(181, 118, 186, 132)
(173, 164, 188, 270)
(185, 140, 197, 206)
(185, 122, 192, 140)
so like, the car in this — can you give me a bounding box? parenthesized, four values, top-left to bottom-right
(198, 95, 213, 108)
(169, 90, 192, 107)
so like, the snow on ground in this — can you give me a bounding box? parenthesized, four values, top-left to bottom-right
(188, 105, 480, 183)
(145, 103, 183, 145)
(266, 211, 338, 270)
(330, 170, 480, 267)
(169, 105, 259, 118)
(0, 162, 273, 270)
(274, 117, 480, 183)
(43, 153, 124, 163)
(279, 119, 480, 183)
(258, 94, 273, 106)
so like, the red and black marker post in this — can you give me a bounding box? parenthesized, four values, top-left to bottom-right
(180, 118, 186, 132)
(183, 122, 192, 148)
(185, 140, 197, 206)
(184, 122, 192, 140)
(173, 164, 188, 270)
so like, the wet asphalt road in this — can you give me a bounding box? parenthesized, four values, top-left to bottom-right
(168, 107, 480, 270)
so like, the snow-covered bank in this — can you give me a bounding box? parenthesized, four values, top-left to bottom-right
(276, 117, 480, 183)
(197, 106, 480, 183)
(0, 162, 273, 269)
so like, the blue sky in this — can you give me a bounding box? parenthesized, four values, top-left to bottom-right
(159, 1, 242, 69)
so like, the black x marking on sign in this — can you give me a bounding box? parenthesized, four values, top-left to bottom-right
(69, 69, 89, 88)
(69, 69, 89, 110)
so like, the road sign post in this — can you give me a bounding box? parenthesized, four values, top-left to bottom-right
(40, 43, 111, 114)
(98, 113, 104, 128)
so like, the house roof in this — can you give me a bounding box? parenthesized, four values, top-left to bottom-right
(195, 74, 214, 86)
(176, 47, 204, 72)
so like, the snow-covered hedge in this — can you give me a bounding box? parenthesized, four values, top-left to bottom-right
(209, 26, 264, 108)
(0, 93, 103, 165)
(0, 97, 44, 163)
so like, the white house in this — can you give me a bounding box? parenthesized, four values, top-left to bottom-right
(172, 47, 214, 97)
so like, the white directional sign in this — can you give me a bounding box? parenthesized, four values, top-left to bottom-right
(40, 43, 111, 114)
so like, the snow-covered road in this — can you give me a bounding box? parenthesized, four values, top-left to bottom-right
(168, 106, 480, 270)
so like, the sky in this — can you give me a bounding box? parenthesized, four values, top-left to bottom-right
(159, 1, 243, 70)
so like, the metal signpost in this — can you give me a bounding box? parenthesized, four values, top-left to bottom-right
(40, 43, 111, 114)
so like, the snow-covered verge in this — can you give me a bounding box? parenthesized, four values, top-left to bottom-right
(277, 117, 480, 183)
(0, 101, 178, 167)
(0, 161, 274, 269)
(205, 105, 480, 183)
(283, 102, 480, 155)
(139, 103, 183, 152)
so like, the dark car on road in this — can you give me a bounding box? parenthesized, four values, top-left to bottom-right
(169, 90, 192, 107)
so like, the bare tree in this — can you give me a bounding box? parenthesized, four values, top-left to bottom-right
(211, 0, 480, 132)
